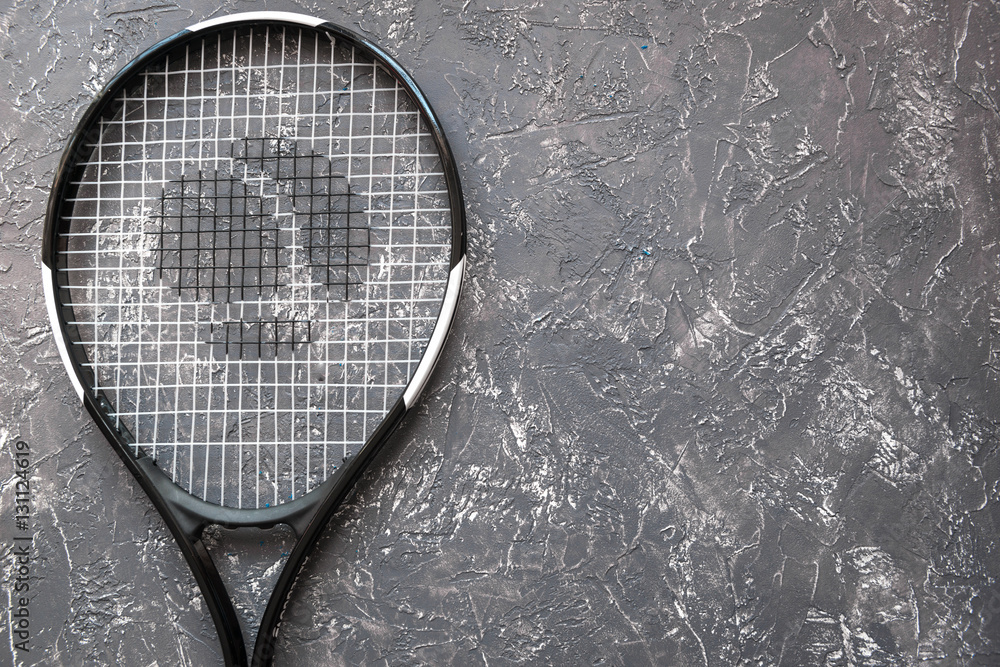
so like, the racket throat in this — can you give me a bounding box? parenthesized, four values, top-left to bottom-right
(137, 454, 322, 539)
(135, 455, 324, 666)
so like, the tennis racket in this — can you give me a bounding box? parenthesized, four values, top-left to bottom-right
(41, 11, 465, 666)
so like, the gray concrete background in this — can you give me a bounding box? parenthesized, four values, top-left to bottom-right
(2, 0, 999, 665)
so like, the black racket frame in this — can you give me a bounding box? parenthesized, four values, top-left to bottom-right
(41, 13, 466, 667)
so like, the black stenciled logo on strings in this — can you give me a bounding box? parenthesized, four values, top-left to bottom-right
(152, 137, 369, 359)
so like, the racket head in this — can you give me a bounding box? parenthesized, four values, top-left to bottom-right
(42, 11, 466, 514)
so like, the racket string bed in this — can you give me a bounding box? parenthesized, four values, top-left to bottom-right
(43, 13, 465, 667)
(57, 24, 451, 510)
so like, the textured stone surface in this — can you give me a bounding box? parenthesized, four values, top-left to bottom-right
(1, 0, 999, 665)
